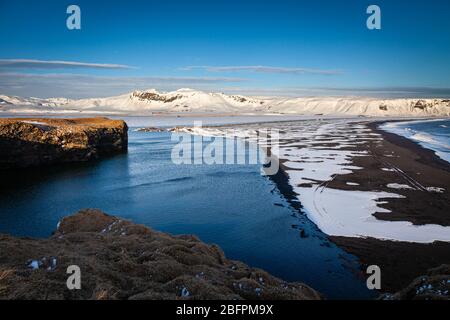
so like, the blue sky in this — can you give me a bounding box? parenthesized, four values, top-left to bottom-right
(0, 0, 449, 98)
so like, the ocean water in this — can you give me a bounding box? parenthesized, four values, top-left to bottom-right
(381, 119, 450, 163)
(0, 130, 375, 299)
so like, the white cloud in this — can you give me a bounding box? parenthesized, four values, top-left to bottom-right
(220, 86, 450, 98)
(0, 59, 135, 70)
(0, 72, 246, 98)
(181, 65, 342, 75)
(1, 72, 447, 99)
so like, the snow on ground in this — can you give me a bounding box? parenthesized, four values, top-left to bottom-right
(387, 183, 416, 190)
(426, 187, 445, 193)
(1, 89, 450, 116)
(21, 120, 47, 125)
(295, 186, 450, 243)
(28, 260, 40, 270)
(183, 119, 450, 243)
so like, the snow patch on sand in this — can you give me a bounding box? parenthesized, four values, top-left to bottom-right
(183, 119, 450, 243)
(387, 183, 416, 190)
(28, 260, 40, 270)
(426, 187, 445, 193)
(295, 186, 450, 243)
(21, 120, 47, 125)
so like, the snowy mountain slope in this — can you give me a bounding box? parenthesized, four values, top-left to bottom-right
(1, 89, 449, 116)
(0, 95, 70, 108)
(269, 97, 450, 116)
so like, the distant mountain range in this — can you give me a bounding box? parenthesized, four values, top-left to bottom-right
(1, 88, 449, 116)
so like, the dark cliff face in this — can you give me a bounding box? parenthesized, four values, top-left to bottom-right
(0, 118, 128, 169)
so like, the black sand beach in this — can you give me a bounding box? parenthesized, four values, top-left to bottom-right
(270, 119, 450, 292)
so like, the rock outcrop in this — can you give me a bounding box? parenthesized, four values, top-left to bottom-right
(0, 209, 321, 300)
(0, 117, 128, 169)
(132, 91, 182, 103)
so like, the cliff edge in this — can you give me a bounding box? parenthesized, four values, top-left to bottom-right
(0, 117, 128, 169)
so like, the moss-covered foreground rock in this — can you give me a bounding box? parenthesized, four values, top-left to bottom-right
(0, 209, 321, 300)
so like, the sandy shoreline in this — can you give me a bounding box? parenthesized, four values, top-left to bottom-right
(1, 115, 448, 295)
(178, 117, 450, 292)
(325, 120, 450, 292)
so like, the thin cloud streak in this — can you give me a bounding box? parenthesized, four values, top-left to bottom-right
(221, 86, 450, 98)
(1, 72, 447, 99)
(181, 65, 343, 75)
(0, 59, 136, 70)
(0, 72, 247, 98)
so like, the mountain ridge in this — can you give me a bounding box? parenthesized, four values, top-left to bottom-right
(1, 88, 449, 116)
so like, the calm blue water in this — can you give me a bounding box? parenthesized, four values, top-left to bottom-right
(0, 130, 375, 299)
(383, 119, 450, 163)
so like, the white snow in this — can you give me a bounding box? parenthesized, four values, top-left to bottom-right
(1, 89, 449, 116)
(292, 186, 450, 242)
(28, 260, 40, 270)
(21, 120, 47, 125)
(184, 119, 450, 243)
(426, 187, 445, 193)
(387, 183, 415, 190)
(180, 287, 190, 297)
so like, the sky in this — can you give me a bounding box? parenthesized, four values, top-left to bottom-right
(0, 0, 450, 98)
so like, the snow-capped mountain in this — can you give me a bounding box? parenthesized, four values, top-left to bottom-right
(1, 88, 449, 116)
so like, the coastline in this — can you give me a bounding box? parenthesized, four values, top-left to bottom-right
(379, 118, 450, 164)
(372, 119, 450, 170)
(279, 118, 450, 291)
(0, 115, 448, 297)
(180, 117, 449, 239)
(328, 119, 449, 292)
(194, 116, 450, 291)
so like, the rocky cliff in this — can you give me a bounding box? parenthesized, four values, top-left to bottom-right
(0, 209, 321, 300)
(0, 117, 128, 169)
